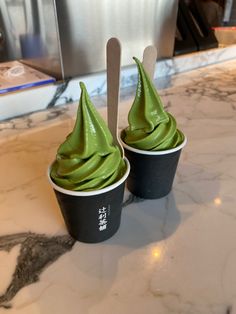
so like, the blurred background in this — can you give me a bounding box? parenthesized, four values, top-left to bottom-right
(0, 0, 235, 80)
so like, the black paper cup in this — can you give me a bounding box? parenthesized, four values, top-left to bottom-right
(120, 134, 187, 199)
(48, 158, 130, 243)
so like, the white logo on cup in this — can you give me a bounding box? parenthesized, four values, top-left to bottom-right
(98, 206, 108, 231)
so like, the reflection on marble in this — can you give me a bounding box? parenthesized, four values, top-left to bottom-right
(0, 45, 236, 122)
(0, 193, 177, 310)
(0, 57, 236, 313)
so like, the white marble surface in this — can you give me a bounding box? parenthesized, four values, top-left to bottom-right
(1, 44, 236, 121)
(0, 58, 236, 313)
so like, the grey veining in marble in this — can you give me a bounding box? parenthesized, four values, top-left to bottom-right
(0, 55, 236, 313)
(0, 45, 236, 122)
(46, 80, 71, 109)
(0, 193, 167, 310)
(0, 233, 75, 309)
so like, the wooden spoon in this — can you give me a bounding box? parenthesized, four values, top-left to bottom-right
(106, 37, 124, 157)
(142, 45, 157, 80)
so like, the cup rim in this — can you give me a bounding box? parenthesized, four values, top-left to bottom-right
(47, 157, 130, 196)
(120, 132, 187, 155)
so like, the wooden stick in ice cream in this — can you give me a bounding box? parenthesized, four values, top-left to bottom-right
(106, 37, 124, 158)
(142, 45, 157, 80)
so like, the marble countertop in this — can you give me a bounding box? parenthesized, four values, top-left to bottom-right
(0, 58, 236, 314)
(1, 44, 236, 122)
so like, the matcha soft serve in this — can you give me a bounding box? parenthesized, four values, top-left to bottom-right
(122, 57, 184, 151)
(50, 82, 126, 191)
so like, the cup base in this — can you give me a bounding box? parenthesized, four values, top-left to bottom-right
(127, 179, 172, 199)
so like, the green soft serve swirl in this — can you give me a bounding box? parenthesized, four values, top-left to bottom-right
(51, 82, 126, 191)
(122, 57, 184, 151)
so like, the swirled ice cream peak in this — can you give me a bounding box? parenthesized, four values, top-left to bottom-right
(122, 57, 184, 151)
(50, 82, 126, 191)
